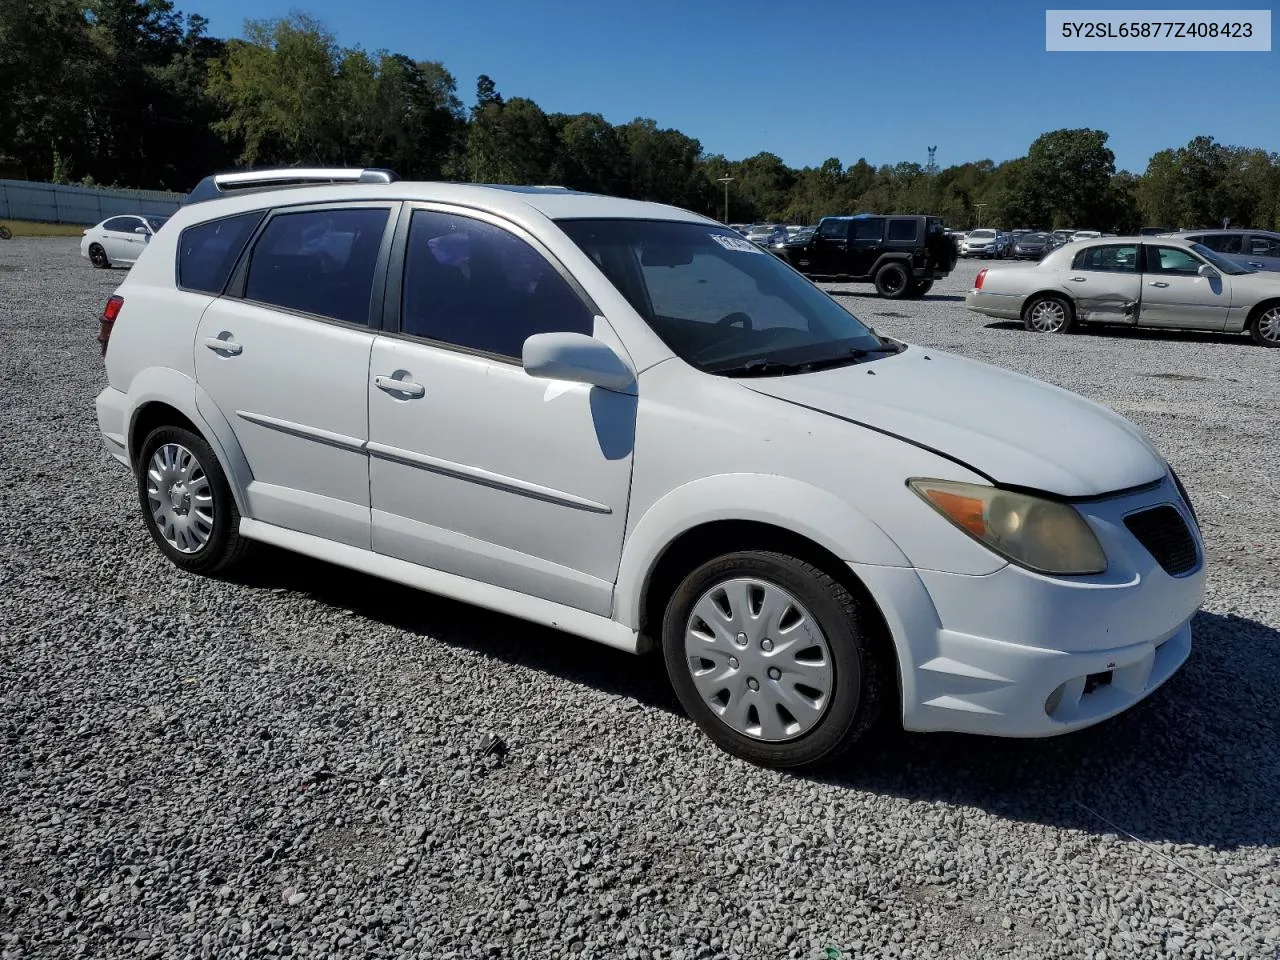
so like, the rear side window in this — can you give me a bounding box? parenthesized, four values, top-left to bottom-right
(887, 219, 919, 242)
(852, 219, 884, 241)
(244, 208, 390, 326)
(1072, 244, 1138, 273)
(1248, 235, 1280, 257)
(1199, 233, 1243, 255)
(177, 212, 264, 295)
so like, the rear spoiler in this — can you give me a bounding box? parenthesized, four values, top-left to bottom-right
(182, 167, 399, 206)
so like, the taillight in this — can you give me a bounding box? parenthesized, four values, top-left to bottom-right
(98, 295, 123, 356)
(974, 268, 987, 290)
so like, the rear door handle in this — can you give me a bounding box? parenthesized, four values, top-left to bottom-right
(1069, 276, 1087, 282)
(1246, 261, 1265, 268)
(204, 336, 242, 355)
(375, 375, 425, 399)
(1148, 281, 1169, 288)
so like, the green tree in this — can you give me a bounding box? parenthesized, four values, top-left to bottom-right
(1022, 128, 1117, 228)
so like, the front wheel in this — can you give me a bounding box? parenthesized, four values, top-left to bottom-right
(662, 550, 887, 769)
(1023, 294, 1075, 334)
(1250, 303, 1280, 347)
(136, 425, 253, 574)
(874, 262, 910, 299)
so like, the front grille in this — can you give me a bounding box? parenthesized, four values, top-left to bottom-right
(1124, 505, 1198, 576)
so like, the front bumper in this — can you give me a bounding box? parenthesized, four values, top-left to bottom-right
(854, 476, 1206, 738)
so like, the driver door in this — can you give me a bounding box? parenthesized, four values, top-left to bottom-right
(1137, 244, 1231, 330)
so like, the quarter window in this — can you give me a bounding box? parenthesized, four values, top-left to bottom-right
(400, 210, 594, 358)
(1145, 246, 1203, 276)
(886, 219, 918, 242)
(1072, 244, 1138, 272)
(244, 207, 390, 325)
(177, 211, 264, 295)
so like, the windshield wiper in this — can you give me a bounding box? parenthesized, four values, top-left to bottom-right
(715, 358, 812, 377)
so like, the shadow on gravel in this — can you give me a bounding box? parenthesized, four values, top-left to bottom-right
(826, 290, 965, 303)
(816, 609, 1280, 850)
(982, 320, 1256, 348)
(231, 550, 1277, 848)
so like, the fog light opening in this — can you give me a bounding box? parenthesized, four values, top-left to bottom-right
(1045, 683, 1066, 716)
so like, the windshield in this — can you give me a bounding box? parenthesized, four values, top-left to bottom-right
(556, 219, 889, 374)
(969, 229, 995, 239)
(1020, 233, 1050, 242)
(747, 225, 773, 235)
(146, 216, 169, 231)
(1190, 242, 1253, 275)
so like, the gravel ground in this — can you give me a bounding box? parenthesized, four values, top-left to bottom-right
(2, 238, 1278, 960)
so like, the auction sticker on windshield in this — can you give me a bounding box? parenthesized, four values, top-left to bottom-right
(711, 234, 766, 254)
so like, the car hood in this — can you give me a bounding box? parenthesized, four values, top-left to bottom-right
(740, 346, 1166, 497)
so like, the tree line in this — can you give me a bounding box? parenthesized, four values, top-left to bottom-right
(3, 1, 1279, 232)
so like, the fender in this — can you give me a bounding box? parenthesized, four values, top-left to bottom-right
(124, 367, 253, 516)
(612, 473, 911, 630)
(870, 252, 913, 276)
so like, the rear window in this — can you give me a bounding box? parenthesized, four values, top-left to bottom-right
(177, 211, 265, 295)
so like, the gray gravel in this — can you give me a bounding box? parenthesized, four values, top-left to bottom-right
(1, 238, 1278, 960)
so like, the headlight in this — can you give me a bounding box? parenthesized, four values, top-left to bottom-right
(908, 479, 1107, 575)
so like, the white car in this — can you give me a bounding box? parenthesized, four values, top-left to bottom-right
(81, 214, 169, 268)
(961, 229, 1001, 258)
(1071, 230, 1102, 242)
(93, 168, 1206, 769)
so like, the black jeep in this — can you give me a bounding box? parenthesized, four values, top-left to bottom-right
(773, 214, 958, 298)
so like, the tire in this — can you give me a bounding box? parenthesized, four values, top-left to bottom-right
(908, 278, 934, 298)
(661, 550, 887, 770)
(0, 225, 11, 240)
(874, 262, 910, 299)
(1249, 302, 1280, 347)
(89, 243, 110, 269)
(136, 425, 253, 575)
(1023, 294, 1075, 334)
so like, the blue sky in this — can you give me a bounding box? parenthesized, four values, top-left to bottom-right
(196, 0, 1278, 174)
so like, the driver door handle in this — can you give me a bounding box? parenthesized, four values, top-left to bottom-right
(204, 336, 242, 355)
(1148, 281, 1169, 288)
(1069, 276, 1087, 282)
(375, 375, 425, 399)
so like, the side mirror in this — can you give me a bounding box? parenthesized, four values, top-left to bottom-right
(135, 226, 149, 235)
(522, 332, 635, 393)
(1197, 263, 1217, 278)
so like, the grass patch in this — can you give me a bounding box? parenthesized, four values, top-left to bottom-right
(1, 219, 86, 237)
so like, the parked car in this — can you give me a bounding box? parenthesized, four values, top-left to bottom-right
(1071, 230, 1102, 242)
(965, 235, 1280, 347)
(774, 213, 958, 297)
(1051, 230, 1076, 245)
(746, 223, 788, 246)
(81, 214, 169, 268)
(1011, 232, 1054, 260)
(961, 229, 1000, 258)
(994, 232, 1016, 259)
(95, 168, 1207, 769)
(1170, 229, 1280, 274)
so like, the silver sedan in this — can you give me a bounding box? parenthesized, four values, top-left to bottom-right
(965, 236, 1280, 347)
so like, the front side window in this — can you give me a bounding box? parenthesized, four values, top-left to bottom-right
(400, 210, 594, 358)
(244, 207, 389, 325)
(103, 216, 139, 233)
(1248, 235, 1280, 257)
(886, 219, 918, 242)
(817, 219, 847, 239)
(557, 218, 886, 374)
(1072, 244, 1138, 272)
(177, 211, 265, 295)
(1145, 245, 1204, 276)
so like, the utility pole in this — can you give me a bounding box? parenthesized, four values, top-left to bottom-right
(974, 202, 988, 228)
(716, 175, 735, 224)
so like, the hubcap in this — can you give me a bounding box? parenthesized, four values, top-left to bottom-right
(1029, 299, 1066, 332)
(683, 578, 834, 742)
(882, 271, 904, 294)
(1259, 307, 1280, 344)
(145, 443, 214, 554)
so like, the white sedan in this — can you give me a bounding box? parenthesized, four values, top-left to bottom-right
(80, 214, 169, 269)
(965, 235, 1280, 346)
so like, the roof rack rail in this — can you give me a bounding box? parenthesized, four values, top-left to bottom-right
(182, 167, 399, 205)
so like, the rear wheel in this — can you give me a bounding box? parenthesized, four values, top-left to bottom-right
(136, 425, 252, 574)
(0, 225, 11, 240)
(1249, 303, 1280, 347)
(874, 262, 910, 299)
(662, 550, 887, 769)
(908, 278, 934, 298)
(89, 243, 109, 269)
(1023, 294, 1074, 334)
